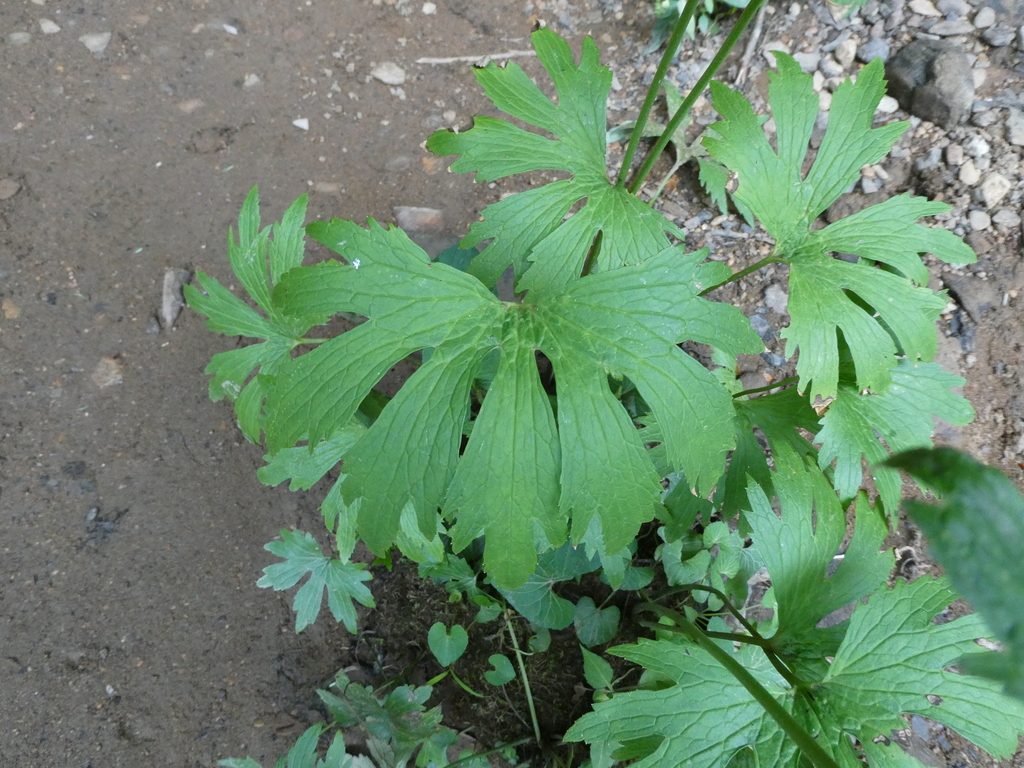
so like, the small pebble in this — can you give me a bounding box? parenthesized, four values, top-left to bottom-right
(982, 24, 1015, 45)
(1006, 108, 1024, 145)
(422, 2, 437, 13)
(0, 178, 21, 200)
(963, 135, 990, 157)
(992, 208, 1022, 229)
(959, 159, 980, 184)
(835, 38, 858, 67)
(371, 62, 406, 85)
(876, 95, 899, 113)
(945, 143, 964, 165)
(39, 19, 61, 34)
(91, 357, 124, 388)
(764, 283, 789, 315)
(929, 19, 976, 34)
(908, 0, 941, 15)
(242, 73, 262, 88)
(7, 32, 32, 45)
(979, 172, 1011, 207)
(970, 109, 1000, 128)
(974, 6, 996, 27)
(857, 39, 890, 62)
(819, 55, 845, 78)
(79, 32, 111, 53)
(292, 117, 309, 130)
(968, 209, 991, 230)
(161, 268, 192, 329)
(936, 0, 970, 16)
(793, 51, 821, 73)
(394, 206, 443, 232)
(862, 175, 884, 193)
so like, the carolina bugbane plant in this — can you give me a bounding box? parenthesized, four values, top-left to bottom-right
(189, 5, 1024, 765)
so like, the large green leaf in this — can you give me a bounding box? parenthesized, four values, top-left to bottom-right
(886, 448, 1024, 701)
(704, 55, 975, 400)
(266, 221, 758, 588)
(822, 576, 1024, 759)
(427, 29, 682, 292)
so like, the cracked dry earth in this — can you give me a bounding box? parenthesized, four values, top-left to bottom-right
(2, 0, 1023, 766)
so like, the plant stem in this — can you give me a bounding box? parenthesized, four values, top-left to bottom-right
(507, 618, 543, 746)
(733, 376, 800, 398)
(642, 605, 840, 768)
(616, 0, 703, 188)
(628, 0, 768, 195)
(698, 254, 780, 296)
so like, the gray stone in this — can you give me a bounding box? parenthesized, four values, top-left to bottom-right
(370, 62, 406, 85)
(936, 0, 970, 16)
(862, 175, 884, 193)
(749, 313, 773, 340)
(819, 55, 846, 78)
(764, 283, 789, 315)
(968, 209, 992, 230)
(915, 146, 944, 171)
(959, 158, 981, 184)
(1006, 108, 1024, 144)
(394, 206, 443, 231)
(963, 134, 991, 156)
(909, 0, 942, 15)
(885, 39, 974, 127)
(857, 39, 891, 62)
(992, 207, 1023, 228)
(79, 32, 111, 53)
(986, 0, 1024, 26)
(974, 6, 997, 26)
(970, 108, 1000, 127)
(978, 172, 1011, 207)
(945, 143, 965, 165)
(835, 38, 858, 67)
(929, 18, 977, 33)
(944, 273, 1001, 321)
(793, 51, 822, 73)
(982, 23, 1016, 44)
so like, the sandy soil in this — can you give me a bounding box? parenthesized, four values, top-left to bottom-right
(2, 0, 1023, 766)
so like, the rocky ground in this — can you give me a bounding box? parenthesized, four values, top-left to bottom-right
(2, 0, 1023, 766)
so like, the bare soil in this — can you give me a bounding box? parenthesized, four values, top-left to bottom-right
(2, 0, 1023, 766)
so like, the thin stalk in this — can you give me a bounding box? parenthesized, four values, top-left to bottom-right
(733, 376, 800, 398)
(628, 0, 768, 195)
(507, 619, 543, 746)
(642, 603, 802, 691)
(698, 254, 780, 296)
(616, 0, 703, 187)
(642, 605, 840, 768)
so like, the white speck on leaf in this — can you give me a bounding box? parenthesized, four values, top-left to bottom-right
(352, 258, 361, 269)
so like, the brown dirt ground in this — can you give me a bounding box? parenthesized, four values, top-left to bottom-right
(2, 0, 1023, 766)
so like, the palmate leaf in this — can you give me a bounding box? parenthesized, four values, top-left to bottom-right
(426, 29, 682, 292)
(267, 220, 759, 588)
(185, 188, 325, 441)
(565, 639, 796, 768)
(822, 576, 1024, 760)
(886, 448, 1024, 701)
(257, 529, 374, 633)
(815, 360, 974, 518)
(704, 55, 975, 400)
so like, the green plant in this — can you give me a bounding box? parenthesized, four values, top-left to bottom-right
(189, 5, 1024, 766)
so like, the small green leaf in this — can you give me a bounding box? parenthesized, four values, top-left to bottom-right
(257, 427, 364, 491)
(529, 627, 552, 653)
(575, 597, 621, 647)
(484, 654, 516, 686)
(886, 448, 1024, 701)
(816, 360, 974, 517)
(428, 622, 469, 667)
(257, 529, 374, 633)
(581, 646, 615, 690)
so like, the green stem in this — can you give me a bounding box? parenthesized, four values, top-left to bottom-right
(733, 376, 799, 398)
(628, 0, 768, 195)
(507, 618, 543, 746)
(642, 605, 840, 768)
(698, 255, 780, 297)
(616, 0, 703, 188)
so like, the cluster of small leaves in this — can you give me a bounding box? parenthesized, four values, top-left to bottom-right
(187, 25, 1017, 768)
(221, 670, 487, 768)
